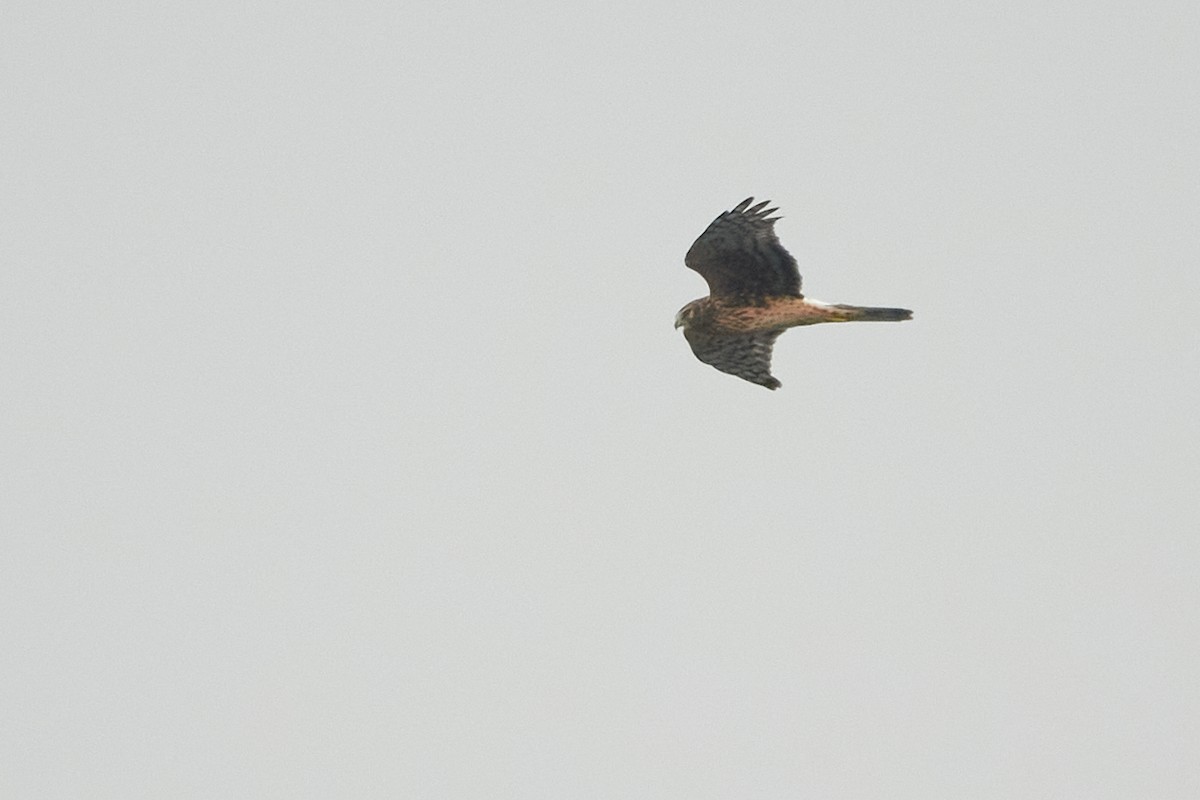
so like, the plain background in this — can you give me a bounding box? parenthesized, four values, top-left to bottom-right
(3, 1, 1198, 797)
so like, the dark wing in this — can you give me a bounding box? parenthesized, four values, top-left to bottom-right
(684, 198, 802, 300)
(682, 327, 783, 390)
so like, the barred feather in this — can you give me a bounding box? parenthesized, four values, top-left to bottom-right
(684, 197, 801, 300)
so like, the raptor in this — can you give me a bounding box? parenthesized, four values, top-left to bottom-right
(675, 197, 912, 389)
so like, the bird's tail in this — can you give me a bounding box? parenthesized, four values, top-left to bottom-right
(831, 304, 913, 322)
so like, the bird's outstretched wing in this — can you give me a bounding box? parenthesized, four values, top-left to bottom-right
(682, 327, 783, 390)
(684, 198, 802, 300)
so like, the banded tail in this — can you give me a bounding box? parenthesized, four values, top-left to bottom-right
(831, 303, 913, 322)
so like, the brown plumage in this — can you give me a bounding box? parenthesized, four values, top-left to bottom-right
(675, 198, 912, 389)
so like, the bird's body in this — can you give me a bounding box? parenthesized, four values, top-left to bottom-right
(675, 198, 912, 389)
(678, 295, 908, 333)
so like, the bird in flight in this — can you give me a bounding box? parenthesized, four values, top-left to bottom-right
(675, 197, 912, 390)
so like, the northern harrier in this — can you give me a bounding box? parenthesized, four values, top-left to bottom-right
(675, 197, 912, 390)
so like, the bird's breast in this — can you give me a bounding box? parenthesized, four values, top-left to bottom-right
(703, 296, 840, 333)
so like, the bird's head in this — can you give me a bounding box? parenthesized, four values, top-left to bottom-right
(674, 300, 702, 330)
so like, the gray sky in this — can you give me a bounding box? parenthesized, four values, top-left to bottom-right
(4, 1, 1198, 797)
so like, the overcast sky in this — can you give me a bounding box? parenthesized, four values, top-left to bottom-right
(3, 1, 1198, 797)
